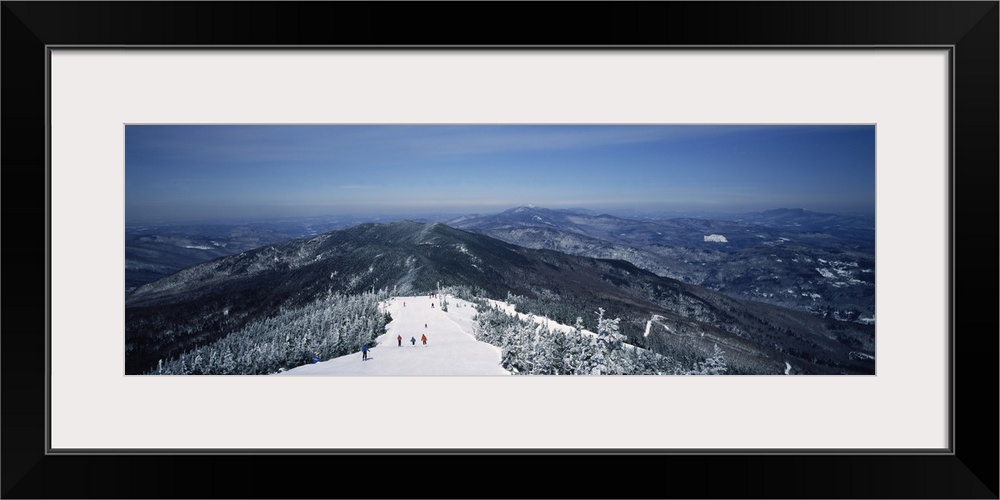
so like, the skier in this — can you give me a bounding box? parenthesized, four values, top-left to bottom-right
(421, 334, 427, 346)
(397, 335, 402, 347)
(410, 336, 416, 346)
(312, 352, 321, 364)
(361, 343, 369, 361)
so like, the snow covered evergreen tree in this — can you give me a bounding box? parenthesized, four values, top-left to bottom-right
(595, 309, 624, 349)
(591, 308, 630, 374)
(468, 296, 689, 376)
(532, 326, 565, 375)
(499, 322, 530, 374)
(151, 289, 391, 375)
(688, 343, 728, 375)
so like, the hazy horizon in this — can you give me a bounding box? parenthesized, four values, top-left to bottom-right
(123, 204, 875, 228)
(125, 124, 876, 224)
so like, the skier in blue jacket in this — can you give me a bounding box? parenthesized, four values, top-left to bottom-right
(361, 343, 369, 361)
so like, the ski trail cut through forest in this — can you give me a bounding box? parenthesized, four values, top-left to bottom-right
(276, 295, 510, 376)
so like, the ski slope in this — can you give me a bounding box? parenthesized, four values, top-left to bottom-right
(276, 295, 510, 376)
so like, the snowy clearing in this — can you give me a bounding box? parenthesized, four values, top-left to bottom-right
(644, 314, 672, 337)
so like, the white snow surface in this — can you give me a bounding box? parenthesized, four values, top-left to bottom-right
(277, 295, 510, 376)
(704, 234, 728, 243)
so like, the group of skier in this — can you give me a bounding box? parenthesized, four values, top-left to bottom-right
(358, 333, 426, 360)
(356, 332, 431, 361)
(360, 296, 440, 361)
(395, 333, 427, 347)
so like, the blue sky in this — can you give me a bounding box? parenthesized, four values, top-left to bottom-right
(125, 124, 875, 223)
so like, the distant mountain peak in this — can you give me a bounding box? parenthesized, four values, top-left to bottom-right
(505, 205, 572, 216)
(510, 205, 537, 213)
(763, 207, 808, 215)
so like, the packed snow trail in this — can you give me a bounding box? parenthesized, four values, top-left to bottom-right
(277, 295, 509, 376)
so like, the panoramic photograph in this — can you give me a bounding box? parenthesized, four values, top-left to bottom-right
(125, 124, 876, 376)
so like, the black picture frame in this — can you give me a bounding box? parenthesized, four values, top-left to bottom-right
(3, 2, 997, 498)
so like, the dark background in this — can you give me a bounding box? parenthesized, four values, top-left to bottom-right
(3, 2, 997, 498)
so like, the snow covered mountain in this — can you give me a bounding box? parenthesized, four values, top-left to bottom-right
(449, 206, 875, 322)
(125, 217, 367, 293)
(126, 220, 875, 376)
